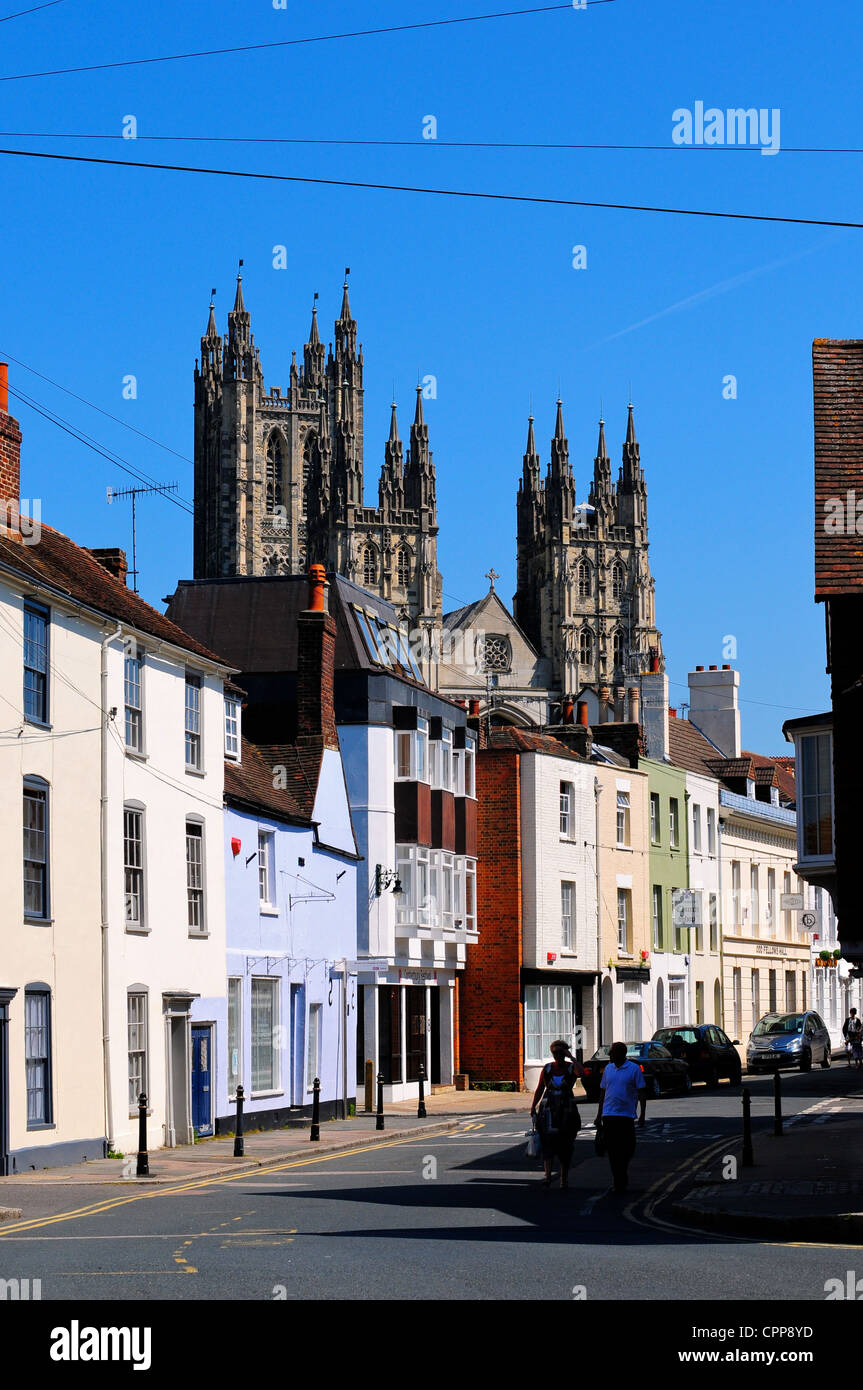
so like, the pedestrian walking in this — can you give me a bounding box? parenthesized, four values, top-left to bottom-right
(595, 1041, 647, 1195)
(530, 1040, 585, 1189)
(844, 1009, 863, 1068)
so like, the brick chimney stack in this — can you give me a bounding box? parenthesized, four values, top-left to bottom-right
(0, 364, 22, 502)
(296, 564, 338, 749)
(88, 547, 129, 585)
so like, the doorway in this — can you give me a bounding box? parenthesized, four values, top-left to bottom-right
(191, 1025, 213, 1137)
(406, 986, 426, 1082)
(0, 989, 15, 1177)
(290, 984, 305, 1107)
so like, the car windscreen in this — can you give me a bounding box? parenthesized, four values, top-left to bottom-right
(590, 1045, 644, 1060)
(752, 1014, 804, 1036)
(654, 1029, 698, 1045)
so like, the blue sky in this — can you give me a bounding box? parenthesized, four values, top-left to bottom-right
(1, 0, 859, 751)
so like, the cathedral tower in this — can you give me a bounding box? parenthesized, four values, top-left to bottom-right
(514, 402, 663, 703)
(193, 270, 442, 634)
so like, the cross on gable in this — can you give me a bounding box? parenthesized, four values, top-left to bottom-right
(485, 568, 500, 590)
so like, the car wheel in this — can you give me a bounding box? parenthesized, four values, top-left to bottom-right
(821, 1047, 831, 1070)
(800, 1048, 812, 1073)
(706, 1066, 720, 1089)
(650, 1076, 661, 1099)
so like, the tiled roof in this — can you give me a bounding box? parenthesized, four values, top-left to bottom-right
(488, 727, 587, 761)
(813, 339, 863, 596)
(667, 718, 723, 777)
(224, 737, 316, 824)
(744, 749, 796, 805)
(0, 523, 224, 664)
(706, 756, 754, 781)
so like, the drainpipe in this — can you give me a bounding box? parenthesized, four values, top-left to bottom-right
(594, 777, 603, 1047)
(717, 814, 724, 1030)
(101, 622, 123, 1153)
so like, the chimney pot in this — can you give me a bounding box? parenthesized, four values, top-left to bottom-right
(307, 563, 327, 612)
(0, 363, 22, 503)
(709, 664, 718, 671)
(669, 706, 677, 718)
(561, 697, 574, 724)
(695, 665, 704, 672)
(722, 664, 731, 670)
(468, 698, 480, 716)
(0, 362, 8, 414)
(577, 700, 589, 726)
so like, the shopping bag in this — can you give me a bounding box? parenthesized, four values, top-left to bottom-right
(526, 1125, 542, 1159)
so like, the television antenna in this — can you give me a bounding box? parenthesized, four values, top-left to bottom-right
(106, 481, 178, 592)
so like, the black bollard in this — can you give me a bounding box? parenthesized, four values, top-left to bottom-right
(310, 1076, 321, 1142)
(376, 1071, 385, 1131)
(136, 1092, 149, 1177)
(233, 1084, 245, 1158)
(742, 1086, 754, 1168)
(773, 1070, 783, 1137)
(417, 1062, 427, 1119)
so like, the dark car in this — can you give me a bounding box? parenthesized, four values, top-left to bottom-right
(651, 1024, 742, 1087)
(580, 1041, 691, 1102)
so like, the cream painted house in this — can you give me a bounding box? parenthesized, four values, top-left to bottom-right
(594, 757, 651, 1045)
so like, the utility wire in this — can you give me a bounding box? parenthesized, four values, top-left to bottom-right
(0, 0, 67, 22)
(6, 384, 195, 513)
(0, 348, 193, 464)
(1, 146, 860, 229)
(0, 2, 611, 82)
(4, 129, 863, 156)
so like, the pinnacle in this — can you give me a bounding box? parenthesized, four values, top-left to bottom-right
(232, 272, 246, 316)
(554, 397, 566, 441)
(626, 402, 637, 445)
(389, 401, 400, 443)
(596, 417, 608, 460)
(413, 384, 425, 429)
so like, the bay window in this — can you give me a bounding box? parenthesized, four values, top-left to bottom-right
(525, 984, 573, 1063)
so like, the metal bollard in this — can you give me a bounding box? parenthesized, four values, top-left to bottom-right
(310, 1076, 321, 1142)
(417, 1062, 427, 1119)
(233, 1084, 245, 1158)
(136, 1092, 149, 1177)
(376, 1071, 385, 1131)
(773, 1070, 783, 1137)
(364, 1059, 374, 1113)
(742, 1086, 754, 1168)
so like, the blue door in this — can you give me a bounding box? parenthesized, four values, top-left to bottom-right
(191, 1026, 213, 1137)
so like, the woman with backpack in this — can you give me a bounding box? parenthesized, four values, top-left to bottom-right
(844, 1009, 863, 1068)
(530, 1040, 585, 1188)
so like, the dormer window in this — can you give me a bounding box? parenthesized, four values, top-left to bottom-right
(770, 785, 779, 806)
(746, 778, 756, 799)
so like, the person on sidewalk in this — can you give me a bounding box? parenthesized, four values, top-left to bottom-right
(530, 1040, 585, 1189)
(595, 1041, 647, 1195)
(843, 1009, 863, 1067)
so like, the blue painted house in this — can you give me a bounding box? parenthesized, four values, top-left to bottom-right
(191, 577, 359, 1133)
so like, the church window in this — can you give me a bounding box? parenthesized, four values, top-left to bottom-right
(613, 629, 624, 669)
(397, 548, 411, 587)
(578, 561, 591, 598)
(579, 628, 592, 666)
(481, 634, 511, 674)
(266, 434, 284, 513)
(363, 545, 378, 586)
(612, 563, 625, 599)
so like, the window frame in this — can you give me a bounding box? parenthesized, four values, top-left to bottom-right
(561, 880, 574, 949)
(124, 646, 144, 753)
(524, 983, 574, 1063)
(24, 985, 52, 1128)
(560, 781, 573, 838)
(691, 802, 701, 853)
(251, 976, 280, 1095)
(227, 977, 242, 1099)
(224, 695, 240, 760)
(669, 797, 680, 849)
(127, 990, 148, 1115)
(706, 806, 716, 855)
(23, 775, 50, 922)
(306, 1002, 323, 1089)
(258, 829, 276, 909)
(23, 602, 50, 727)
(124, 804, 146, 933)
(616, 789, 631, 848)
(185, 819, 206, 935)
(617, 888, 631, 952)
(649, 793, 660, 845)
(184, 671, 203, 772)
(652, 884, 663, 951)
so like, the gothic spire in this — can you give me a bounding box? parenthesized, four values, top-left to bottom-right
(522, 414, 541, 490)
(389, 400, 400, 445)
(405, 385, 434, 513)
(625, 401, 637, 445)
(334, 267, 358, 362)
(617, 402, 646, 529)
(548, 398, 572, 482)
(590, 415, 613, 512)
(304, 295, 324, 387)
(380, 402, 405, 513)
(205, 297, 218, 342)
(308, 303, 321, 346)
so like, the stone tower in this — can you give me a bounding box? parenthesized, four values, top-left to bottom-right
(194, 270, 442, 633)
(515, 401, 663, 701)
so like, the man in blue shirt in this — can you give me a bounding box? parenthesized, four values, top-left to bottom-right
(596, 1041, 647, 1194)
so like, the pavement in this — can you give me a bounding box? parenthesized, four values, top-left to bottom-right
(669, 1075, 863, 1244)
(0, 1087, 530, 1193)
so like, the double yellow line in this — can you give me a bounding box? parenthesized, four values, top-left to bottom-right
(0, 1135, 428, 1237)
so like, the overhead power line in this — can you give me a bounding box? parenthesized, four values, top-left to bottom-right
(0, 0, 67, 23)
(0, 2, 611, 82)
(7, 129, 863, 156)
(1, 146, 861, 229)
(6, 129, 863, 156)
(0, 348, 193, 464)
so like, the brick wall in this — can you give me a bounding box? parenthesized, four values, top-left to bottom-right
(0, 407, 22, 503)
(459, 747, 524, 1083)
(296, 607, 338, 750)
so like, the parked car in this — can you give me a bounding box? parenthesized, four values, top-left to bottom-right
(580, 1041, 691, 1102)
(746, 1011, 831, 1073)
(651, 1024, 742, 1087)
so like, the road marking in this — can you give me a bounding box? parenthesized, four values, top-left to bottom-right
(0, 1135, 439, 1236)
(579, 1188, 613, 1216)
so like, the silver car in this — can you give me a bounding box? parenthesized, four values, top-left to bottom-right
(746, 1011, 831, 1073)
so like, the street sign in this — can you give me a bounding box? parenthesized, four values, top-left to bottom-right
(671, 889, 700, 926)
(780, 893, 804, 911)
(798, 910, 820, 931)
(341, 958, 390, 974)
